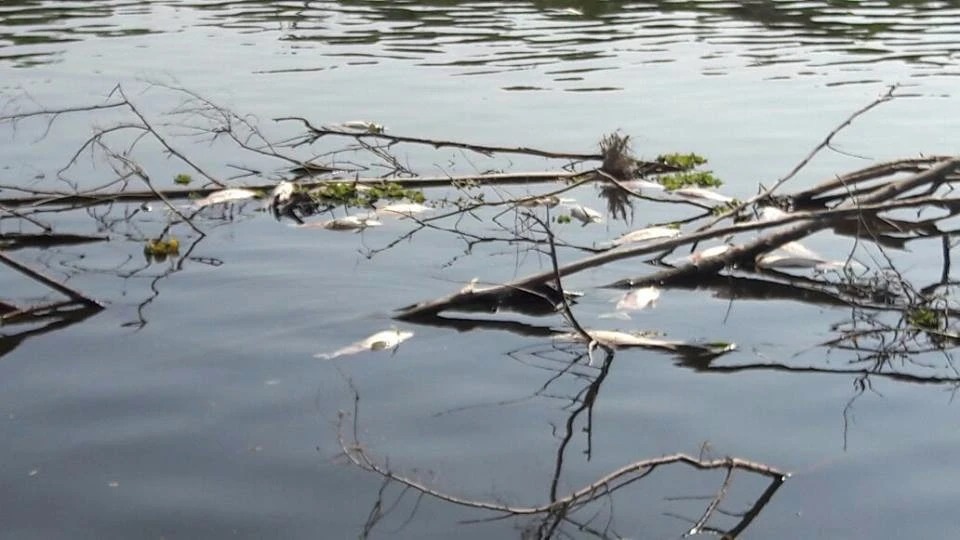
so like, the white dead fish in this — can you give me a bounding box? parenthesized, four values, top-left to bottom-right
(554, 329, 736, 355)
(301, 214, 382, 231)
(314, 329, 414, 360)
(619, 179, 665, 192)
(671, 187, 735, 204)
(681, 244, 731, 265)
(758, 206, 790, 222)
(193, 188, 258, 209)
(615, 286, 661, 312)
(550, 7, 584, 15)
(338, 120, 386, 134)
(265, 181, 294, 209)
(566, 204, 603, 226)
(376, 202, 433, 218)
(756, 241, 863, 271)
(612, 226, 681, 246)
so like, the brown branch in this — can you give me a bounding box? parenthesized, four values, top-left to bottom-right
(275, 116, 606, 161)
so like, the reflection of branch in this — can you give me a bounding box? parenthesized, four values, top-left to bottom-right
(337, 378, 787, 538)
(0, 251, 102, 307)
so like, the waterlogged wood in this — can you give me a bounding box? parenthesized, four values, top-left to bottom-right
(315, 329, 414, 359)
(0, 172, 586, 208)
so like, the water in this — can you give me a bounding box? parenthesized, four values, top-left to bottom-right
(2, 2, 960, 538)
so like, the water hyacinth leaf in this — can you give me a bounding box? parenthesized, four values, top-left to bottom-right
(193, 188, 258, 208)
(315, 329, 414, 360)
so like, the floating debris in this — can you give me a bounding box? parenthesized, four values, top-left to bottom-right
(619, 179, 665, 192)
(193, 188, 258, 209)
(612, 226, 681, 247)
(315, 329, 414, 359)
(757, 206, 790, 222)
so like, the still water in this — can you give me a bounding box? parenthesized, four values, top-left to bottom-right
(2, 2, 960, 538)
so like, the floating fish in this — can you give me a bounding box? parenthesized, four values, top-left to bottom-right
(338, 120, 386, 134)
(757, 206, 790, 222)
(756, 241, 862, 271)
(314, 329, 414, 360)
(566, 204, 603, 225)
(265, 181, 294, 208)
(618, 179, 665, 192)
(615, 286, 660, 312)
(675, 244, 731, 265)
(612, 226, 681, 246)
(193, 188, 258, 208)
(671, 187, 735, 204)
(550, 7, 584, 15)
(377, 202, 433, 217)
(301, 214, 382, 231)
(554, 329, 736, 355)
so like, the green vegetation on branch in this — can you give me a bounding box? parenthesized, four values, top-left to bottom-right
(308, 182, 425, 207)
(657, 153, 707, 171)
(660, 171, 724, 190)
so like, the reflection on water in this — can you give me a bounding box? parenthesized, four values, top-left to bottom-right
(1, 0, 958, 86)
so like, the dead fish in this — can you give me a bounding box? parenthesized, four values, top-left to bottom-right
(554, 329, 736, 355)
(615, 286, 660, 312)
(267, 181, 294, 207)
(757, 206, 790, 222)
(554, 329, 682, 350)
(314, 329, 414, 360)
(338, 120, 385, 134)
(756, 241, 863, 271)
(619, 179, 665, 192)
(194, 188, 258, 208)
(679, 244, 731, 265)
(376, 202, 433, 218)
(566, 204, 603, 225)
(301, 214, 382, 231)
(612, 226, 681, 246)
(671, 187, 735, 204)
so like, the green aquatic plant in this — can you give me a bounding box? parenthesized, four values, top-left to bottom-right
(309, 182, 425, 207)
(555, 214, 572, 224)
(173, 173, 193, 185)
(657, 152, 708, 171)
(143, 236, 180, 263)
(907, 307, 941, 330)
(660, 171, 724, 190)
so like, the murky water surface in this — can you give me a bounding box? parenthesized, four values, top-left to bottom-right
(2, 2, 960, 539)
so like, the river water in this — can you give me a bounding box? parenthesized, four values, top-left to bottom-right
(2, 2, 960, 539)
